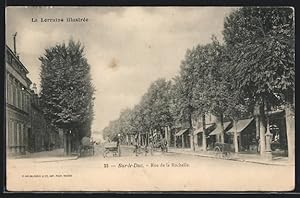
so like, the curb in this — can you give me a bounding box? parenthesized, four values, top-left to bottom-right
(35, 156, 79, 163)
(168, 151, 292, 166)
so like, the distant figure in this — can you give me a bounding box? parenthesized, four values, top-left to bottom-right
(274, 133, 280, 143)
(161, 137, 168, 152)
(256, 136, 260, 153)
(50, 142, 55, 150)
(117, 134, 121, 156)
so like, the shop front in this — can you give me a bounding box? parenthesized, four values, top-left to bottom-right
(193, 123, 216, 150)
(208, 121, 232, 149)
(227, 118, 257, 153)
(174, 128, 190, 148)
(268, 110, 288, 157)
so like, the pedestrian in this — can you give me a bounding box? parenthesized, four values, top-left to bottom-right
(161, 137, 168, 152)
(117, 134, 121, 157)
(149, 139, 153, 156)
(256, 136, 260, 153)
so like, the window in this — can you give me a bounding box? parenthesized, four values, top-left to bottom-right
(24, 94, 27, 112)
(20, 91, 23, 110)
(17, 87, 21, 108)
(12, 84, 16, 106)
(7, 82, 9, 104)
(8, 120, 12, 146)
(9, 77, 13, 104)
(16, 88, 19, 108)
(26, 94, 30, 112)
(23, 92, 26, 111)
(14, 121, 17, 146)
(16, 122, 20, 146)
(11, 120, 15, 146)
(20, 123, 23, 146)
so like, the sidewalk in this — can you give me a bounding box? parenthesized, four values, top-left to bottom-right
(9, 149, 79, 163)
(168, 148, 293, 166)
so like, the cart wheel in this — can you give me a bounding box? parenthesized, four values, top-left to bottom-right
(226, 152, 232, 160)
(136, 148, 141, 156)
(214, 146, 222, 158)
(103, 149, 108, 158)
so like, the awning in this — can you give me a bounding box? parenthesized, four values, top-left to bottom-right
(152, 133, 157, 137)
(227, 118, 254, 133)
(193, 128, 203, 135)
(175, 129, 188, 136)
(209, 122, 232, 136)
(268, 110, 285, 120)
(193, 123, 215, 135)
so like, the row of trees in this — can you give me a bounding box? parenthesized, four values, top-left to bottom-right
(103, 7, 294, 161)
(103, 79, 173, 141)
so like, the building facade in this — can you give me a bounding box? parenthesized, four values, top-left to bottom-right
(30, 88, 63, 152)
(6, 45, 62, 155)
(5, 45, 32, 155)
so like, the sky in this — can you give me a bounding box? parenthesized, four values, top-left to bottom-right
(6, 6, 235, 134)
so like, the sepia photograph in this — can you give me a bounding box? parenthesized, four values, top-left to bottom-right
(5, 6, 295, 192)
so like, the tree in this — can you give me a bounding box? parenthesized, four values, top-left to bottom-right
(39, 39, 95, 155)
(193, 37, 231, 144)
(170, 48, 201, 150)
(223, 7, 295, 160)
(102, 78, 174, 147)
(173, 38, 231, 150)
(189, 44, 214, 150)
(146, 79, 173, 134)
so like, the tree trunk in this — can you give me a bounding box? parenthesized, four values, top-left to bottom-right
(164, 127, 167, 141)
(174, 135, 177, 148)
(138, 132, 141, 146)
(220, 113, 225, 143)
(216, 113, 225, 143)
(63, 130, 72, 156)
(167, 126, 171, 148)
(285, 102, 295, 163)
(202, 114, 207, 151)
(164, 126, 170, 150)
(67, 134, 71, 155)
(254, 101, 261, 153)
(63, 132, 68, 155)
(259, 100, 266, 155)
(233, 119, 239, 153)
(188, 111, 195, 151)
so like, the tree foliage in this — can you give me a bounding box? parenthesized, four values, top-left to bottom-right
(102, 78, 173, 139)
(103, 7, 295, 145)
(223, 7, 295, 107)
(39, 40, 95, 138)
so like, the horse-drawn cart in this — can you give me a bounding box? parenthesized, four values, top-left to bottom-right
(152, 138, 168, 153)
(79, 136, 95, 156)
(133, 138, 167, 156)
(103, 142, 120, 157)
(214, 142, 232, 159)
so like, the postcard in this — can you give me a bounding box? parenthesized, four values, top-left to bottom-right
(5, 6, 295, 191)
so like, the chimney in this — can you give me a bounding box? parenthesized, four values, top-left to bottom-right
(32, 83, 37, 94)
(13, 32, 17, 55)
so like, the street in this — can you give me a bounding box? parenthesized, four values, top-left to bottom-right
(6, 145, 295, 191)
